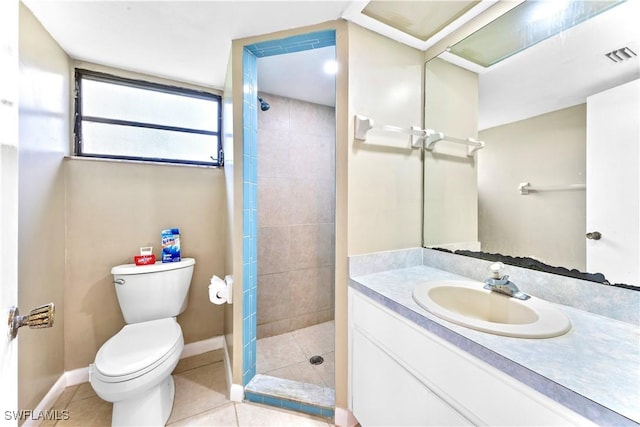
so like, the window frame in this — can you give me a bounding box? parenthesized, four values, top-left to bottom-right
(74, 69, 223, 167)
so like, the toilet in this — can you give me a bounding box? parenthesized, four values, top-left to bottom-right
(90, 258, 196, 426)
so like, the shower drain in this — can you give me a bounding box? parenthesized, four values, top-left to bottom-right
(309, 355, 324, 365)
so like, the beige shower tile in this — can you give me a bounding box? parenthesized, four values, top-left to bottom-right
(257, 129, 291, 178)
(167, 362, 228, 424)
(290, 312, 320, 331)
(257, 318, 291, 339)
(257, 93, 290, 131)
(256, 333, 305, 373)
(258, 226, 290, 274)
(290, 134, 335, 180)
(290, 179, 335, 225)
(258, 177, 292, 227)
(289, 268, 320, 317)
(289, 99, 335, 138)
(168, 402, 238, 426)
(292, 321, 335, 359)
(257, 272, 291, 324)
(235, 402, 331, 426)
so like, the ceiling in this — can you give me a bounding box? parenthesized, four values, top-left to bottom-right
(441, 0, 640, 130)
(22, 1, 639, 119)
(21, 0, 493, 107)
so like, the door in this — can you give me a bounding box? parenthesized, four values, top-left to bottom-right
(586, 79, 640, 285)
(1, 0, 19, 421)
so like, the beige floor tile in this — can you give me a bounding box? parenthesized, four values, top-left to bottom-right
(168, 402, 238, 427)
(51, 385, 79, 409)
(71, 382, 97, 402)
(173, 349, 224, 374)
(235, 402, 331, 427)
(56, 395, 112, 427)
(167, 362, 229, 424)
(256, 333, 306, 373)
(292, 321, 334, 358)
(264, 361, 326, 387)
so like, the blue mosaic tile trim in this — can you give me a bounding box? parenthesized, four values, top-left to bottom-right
(241, 48, 258, 386)
(246, 30, 336, 58)
(245, 392, 335, 419)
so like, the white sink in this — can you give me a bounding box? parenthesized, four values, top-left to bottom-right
(412, 280, 571, 338)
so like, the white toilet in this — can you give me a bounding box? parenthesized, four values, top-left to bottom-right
(90, 258, 196, 427)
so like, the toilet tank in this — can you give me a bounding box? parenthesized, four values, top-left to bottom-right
(111, 258, 195, 324)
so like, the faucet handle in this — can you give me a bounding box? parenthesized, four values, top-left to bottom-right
(489, 262, 505, 279)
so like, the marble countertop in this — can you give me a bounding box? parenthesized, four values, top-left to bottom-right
(349, 265, 640, 426)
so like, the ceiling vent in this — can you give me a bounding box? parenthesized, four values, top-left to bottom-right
(605, 46, 637, 63)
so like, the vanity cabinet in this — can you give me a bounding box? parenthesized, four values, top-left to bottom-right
(348, 289, 594, 426)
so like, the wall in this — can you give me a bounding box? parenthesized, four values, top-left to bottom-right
(423, 58, 479, 249)
(18, 3, 69, 412)
(478, 104, 586, 271)
(347, 23, 423, 256)
(256, 93, 335, 338)
(64, 159, 226, 370)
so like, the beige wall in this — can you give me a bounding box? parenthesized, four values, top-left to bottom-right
(256, 93, 335, 338)
(64, 159, 227, 370)
(347, 23, 423, 256)
(18, 3, 70, 412)
(423, 58, 479, 248)
(478, 104, 586, 270)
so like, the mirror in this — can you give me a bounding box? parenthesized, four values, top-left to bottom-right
(423, 0, 639, 288)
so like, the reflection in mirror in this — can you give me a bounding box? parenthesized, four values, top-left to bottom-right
(423, 0, 639, 288)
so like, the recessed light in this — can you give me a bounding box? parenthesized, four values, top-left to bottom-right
(323, 60, 338, 75)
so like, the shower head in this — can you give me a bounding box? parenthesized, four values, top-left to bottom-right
(257, 96, 270, 111)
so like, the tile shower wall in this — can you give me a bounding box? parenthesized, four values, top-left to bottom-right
(257, 93, 336, 339)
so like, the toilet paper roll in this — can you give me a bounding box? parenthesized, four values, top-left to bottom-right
(208, 275, 227, 305)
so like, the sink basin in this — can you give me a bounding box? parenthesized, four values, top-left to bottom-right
(412, 280, 571, 338)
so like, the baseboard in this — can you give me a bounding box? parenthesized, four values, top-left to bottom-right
(334, 407, 358, 427)
(27, 334, 226, 424)
(223, 335, 244, 402)
(21, 374, 68, 427)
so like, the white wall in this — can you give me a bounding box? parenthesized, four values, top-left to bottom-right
(478, 104, 586, 270)
(347, 23, 424, 256)
(423, 58, 479, 249)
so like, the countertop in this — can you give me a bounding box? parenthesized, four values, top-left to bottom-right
(349, 265, 640, 426)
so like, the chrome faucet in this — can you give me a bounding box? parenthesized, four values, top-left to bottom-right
(483, 262, 530, 300)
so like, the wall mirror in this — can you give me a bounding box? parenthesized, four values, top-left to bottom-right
(423, 0, 639, 288)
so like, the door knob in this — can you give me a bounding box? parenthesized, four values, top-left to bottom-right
(586, 231, 602, 240)
(7, 303, 55, 340)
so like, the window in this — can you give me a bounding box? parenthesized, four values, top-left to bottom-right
(74, 69, 222, 166)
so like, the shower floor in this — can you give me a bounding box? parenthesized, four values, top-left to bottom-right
(246, 321, 335, 417)
(257, 320, 335, 388)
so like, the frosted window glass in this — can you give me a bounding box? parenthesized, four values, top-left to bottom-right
(82, 79, 218, 132)
(82, 122, 217, 163)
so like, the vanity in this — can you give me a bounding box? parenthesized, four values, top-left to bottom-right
(347, 249, 640, 426)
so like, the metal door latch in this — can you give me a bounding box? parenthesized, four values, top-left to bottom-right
(7, 303, 55, 340)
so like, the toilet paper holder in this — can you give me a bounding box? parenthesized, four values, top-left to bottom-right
(209, 275, 233, 305)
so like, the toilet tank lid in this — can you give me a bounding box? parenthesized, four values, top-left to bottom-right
(111, 258, 195, 275)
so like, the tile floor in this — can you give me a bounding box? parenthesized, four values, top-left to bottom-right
(43, 349, 333, 426)
(256, 321, 335, 389)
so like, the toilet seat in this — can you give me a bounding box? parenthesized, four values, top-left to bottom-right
(94, 318, 182, 383)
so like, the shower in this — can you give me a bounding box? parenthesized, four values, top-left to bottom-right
(257, 96, 270, 111)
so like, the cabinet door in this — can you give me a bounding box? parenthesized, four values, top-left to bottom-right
(352, 328, 473, 426)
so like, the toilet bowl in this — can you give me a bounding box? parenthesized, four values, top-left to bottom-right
(90, 318, 183, 426)
(90, 258, 195, 426)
